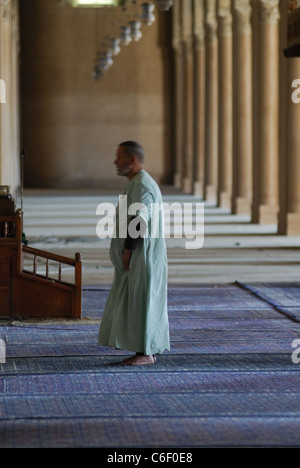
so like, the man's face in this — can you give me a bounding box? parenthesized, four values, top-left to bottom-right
(114, 146, 131, 177)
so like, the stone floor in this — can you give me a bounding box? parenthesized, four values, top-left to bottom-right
(22, 188, 300, 286)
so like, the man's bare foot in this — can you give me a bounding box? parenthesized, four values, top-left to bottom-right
(121, 354, 156, 366)
(122, 353, 142, 364)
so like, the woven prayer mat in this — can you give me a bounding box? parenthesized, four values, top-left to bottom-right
(237, 281, 300, 322)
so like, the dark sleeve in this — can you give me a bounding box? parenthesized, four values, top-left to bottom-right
(124, 216, 147, 251)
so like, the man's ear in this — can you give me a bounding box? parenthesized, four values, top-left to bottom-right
(129, 155, 136, 166)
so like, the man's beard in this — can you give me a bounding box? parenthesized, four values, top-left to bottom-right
(118, 166, 131, 177)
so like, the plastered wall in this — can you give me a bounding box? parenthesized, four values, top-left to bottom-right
(20, 0, 170, 189)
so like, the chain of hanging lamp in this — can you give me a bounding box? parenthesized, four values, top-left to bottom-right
(92, 0, 174, 81)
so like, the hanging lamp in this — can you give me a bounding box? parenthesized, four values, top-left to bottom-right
(120, 25, 132, 45)
(141, 2, 155, 26)
(109, 37, 121, 55)
(97, 50, 114, 71)
(92, 65, 104, 81)
(129, 20, 142, 41)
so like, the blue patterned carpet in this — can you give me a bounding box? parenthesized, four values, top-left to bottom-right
(237, 281, 300, 322)
(1, 283, 300, 448)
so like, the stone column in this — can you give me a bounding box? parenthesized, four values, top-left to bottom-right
(192, 0, 205, 197)
(217, 0, 232, 208)
(10, 0, 20, 201)
(286, 57, 300, 234)
(231, 0, 253, 215)
(278, 0, 300, 235)
(279, 55, 300, 234)
(204, 0, 218, 203)
(0, 0, 20, 200)
(0, 1, 3, 187)
(172, 0, 184, 189)
(252, 0, 280, 224)
(181, 0, 194, 193)
(1, 0, 13, 190)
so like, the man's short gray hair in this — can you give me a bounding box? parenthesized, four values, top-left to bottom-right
(119, 141, 145, 164)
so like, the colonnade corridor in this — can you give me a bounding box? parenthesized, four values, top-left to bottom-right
(1, 188, 299, 449)
(22, 189, 300, 286)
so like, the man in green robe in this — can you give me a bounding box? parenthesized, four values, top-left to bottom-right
(98, 141, 170, 366)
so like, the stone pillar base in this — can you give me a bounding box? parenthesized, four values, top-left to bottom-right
(193, 181, 203, 198)
(252, 204, 279, 225)
(285, 213, 300, 236)
(182, 177, 193, 194)
(205, 185, 217, 204)
(232, 196, 251, 215)
(218, 191, 231, 210)
(173, 173, 182, 189)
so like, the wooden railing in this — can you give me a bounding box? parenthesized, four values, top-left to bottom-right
(22, 246, 82, 286)
(0, 211, 21, 240)
(0, 209, 82, 319)
(18, 246, 82, 319)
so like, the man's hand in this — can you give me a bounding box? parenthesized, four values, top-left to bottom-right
(122, 248, 132, 271)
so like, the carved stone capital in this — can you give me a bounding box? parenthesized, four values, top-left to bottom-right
(288, 1, 300, 14)
(205, 0, 217, 41)
(182, 37, 194, 56)
(193, 32, 205, 50)
(259, 0, 280, 24)
(233, 0, 252, 34)
(172, 37, 183, 54)
(193, 0, 205, 46)
(2, 0, 13, 20)
(1, 0, 19, 47)
(218, 8, 233, 36)
(205, 12, 218, 41)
